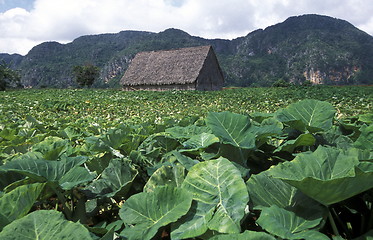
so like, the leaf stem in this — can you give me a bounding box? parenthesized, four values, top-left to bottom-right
(368, 202, 373, 231)
(328, 210, 339, 237)
(51, 185, 73, 219)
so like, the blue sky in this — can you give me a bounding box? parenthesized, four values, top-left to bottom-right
(0, 0, 34, 12)
(1, 0, 372, 55)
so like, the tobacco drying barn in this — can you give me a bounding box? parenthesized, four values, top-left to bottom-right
(120, 45, 224, 91)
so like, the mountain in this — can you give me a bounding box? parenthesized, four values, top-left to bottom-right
(1, 14, 373, 88)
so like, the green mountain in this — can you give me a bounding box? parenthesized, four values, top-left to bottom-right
(1, 14, 372, 88)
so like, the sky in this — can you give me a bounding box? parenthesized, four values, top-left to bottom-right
(1, 0, 372, 55)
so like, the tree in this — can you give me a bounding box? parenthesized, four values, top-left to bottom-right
(73, 64, 100, 87)
(0, 62, 21, 91)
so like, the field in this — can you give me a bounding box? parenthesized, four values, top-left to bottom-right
(0, 86, 372, 239)
(1, 86, 372, 126)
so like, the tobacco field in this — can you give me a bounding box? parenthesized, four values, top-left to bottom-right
(0, 86, 372, 240)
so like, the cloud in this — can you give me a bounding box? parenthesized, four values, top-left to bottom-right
(0, 0, 372, 55)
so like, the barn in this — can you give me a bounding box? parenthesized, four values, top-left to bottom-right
(120, 45, 224, 91)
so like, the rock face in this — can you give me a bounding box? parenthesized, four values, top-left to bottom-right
(1, 14, 373, 88)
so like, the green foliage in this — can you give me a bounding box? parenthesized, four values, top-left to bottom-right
(0, 62, 20, 90)
(0, 210, 94, 240)
(2, 15, 373, 88)
(272, 78, 291, 87)
(0, 88, 372, 239)
(73, 64, 100, 87)
(303, 80, 313, 86)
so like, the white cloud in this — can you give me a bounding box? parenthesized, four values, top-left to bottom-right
(0, 0, 372, 55)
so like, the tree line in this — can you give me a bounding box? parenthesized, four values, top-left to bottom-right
(0, 62, 100, 90)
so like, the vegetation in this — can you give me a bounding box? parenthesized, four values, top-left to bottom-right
(0, 87, 372, 239)
(73, 64, 100, 87)
(1, 14, 372, 88)
(272, 79, 291, 87)
(0, 62, 20, 91)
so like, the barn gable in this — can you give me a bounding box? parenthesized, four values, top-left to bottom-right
(120, 45, 224, 91)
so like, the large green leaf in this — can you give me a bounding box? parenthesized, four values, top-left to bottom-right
(31, 136, 70, 160)
(181, 132, 219, 151)
(0, 154, 94, 190)
(275, 99, 336, 133)
(270, 146, 373, 205)
(0, 210, 94, 240)
(251, 117, 283, 147)
(166, 125, 210, 139)
(144, 164, 185, 192)
(206, 111, 256, 149)
(354, 124, 373, 150)
(0, 183, 45, 230)
(209, 230, 276, 240)
(84, 158, 138, 198)
(119, 185, 192, 240)
(139, 134, 180, 156)
(170, 151, 200, 170)
(102, 126, 131, 149)
(247, 170, 326, 219)
(171, 158, 249, 239)
(257, 205, 328, 240)
(275, 133, 316, 153)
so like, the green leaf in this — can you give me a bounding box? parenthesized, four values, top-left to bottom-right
(275, 99, 336, 133)
(84, 158, 138, 198)
(358, 114, 373, 125)
(253, 117, 283, 147)
(171, 151, 200, 170)
(139, 134, 180, 156)
(0, 155, 93, 190)
(171, 158, 249, 239)
(59, 126, 83, 141)
(119, 185, 192, 240)
(144, 164, 185, 192)
(0, 183, 45, 230)
(257, 205, 328, 240)
(209, 230, 276, 240)
(247, 170, 326, 219)
(31, 136, 70, 160)
(206, 111, 256, 149)
(320, 129, 354, 149)
(166, 125, 210, 139)
(270, 146, 373, 205)
(0, 210, 94, 240)
(103, 126, 131, 149)
(250, 112, 275, 123)
(354, 124, 373, 150)
(58, 166, 95, 190)
(181, 132, 219, 151)
(275, 133, 316, 153)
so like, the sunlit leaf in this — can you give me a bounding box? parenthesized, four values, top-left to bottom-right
(171, 157, 249, 239)
(270, 146, 373, 205)
(0, 183, 45, 230)
(257, 205, 328, 240)
(275, 99, 336, 133)
(119, 186, 192, 240)
(0, 210, 94, 240)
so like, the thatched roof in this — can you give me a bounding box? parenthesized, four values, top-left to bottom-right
(120, 45, 213, 86)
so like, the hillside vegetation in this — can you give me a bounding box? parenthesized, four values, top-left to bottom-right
(1, 14, 373, 88)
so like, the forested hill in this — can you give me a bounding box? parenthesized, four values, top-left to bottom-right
(1, 14, 373, 88)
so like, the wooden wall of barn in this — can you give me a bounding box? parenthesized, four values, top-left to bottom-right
(196, 49, 224, 91)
